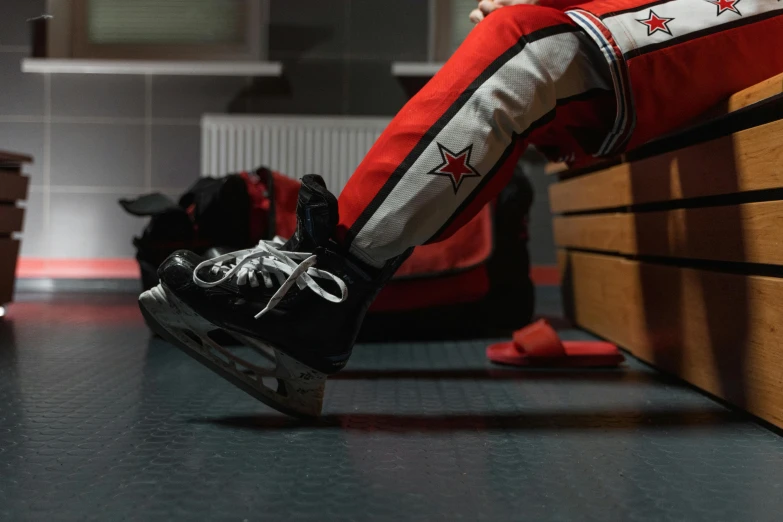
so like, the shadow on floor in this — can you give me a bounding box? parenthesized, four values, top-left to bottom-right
(193, 408, 745, 433)
(331, 367, 651, 382)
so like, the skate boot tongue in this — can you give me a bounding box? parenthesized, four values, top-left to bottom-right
(289, 174, 339, 252)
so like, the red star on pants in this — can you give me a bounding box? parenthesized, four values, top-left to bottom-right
(428, 143, 481, 193)
(637, 10, 674, 36)
(706, 0, 742, 16)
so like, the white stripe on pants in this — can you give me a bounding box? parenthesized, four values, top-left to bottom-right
(350, 29, 613, 267)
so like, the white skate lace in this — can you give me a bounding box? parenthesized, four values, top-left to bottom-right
(192, 237, 347, 319)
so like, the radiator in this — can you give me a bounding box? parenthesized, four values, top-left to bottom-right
(201, 114, 391, 194)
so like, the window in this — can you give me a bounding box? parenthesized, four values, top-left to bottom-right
(430, 0, 477, 62)
(48, 0, 266, 61)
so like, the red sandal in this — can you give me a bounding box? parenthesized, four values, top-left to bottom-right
(487, 319, 624, 367)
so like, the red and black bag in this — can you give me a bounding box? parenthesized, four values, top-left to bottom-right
(120, 168, 295, 292)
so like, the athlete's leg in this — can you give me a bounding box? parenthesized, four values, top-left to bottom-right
(336, 5, 615, 267)
(140, 5, 618, 417)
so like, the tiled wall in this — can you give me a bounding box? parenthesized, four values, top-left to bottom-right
(238, 0, 428, 115)
(0, 0, 556, 266)
(1, 0, 249, 260)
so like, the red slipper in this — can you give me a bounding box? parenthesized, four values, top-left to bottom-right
(487, 319, 624, 367)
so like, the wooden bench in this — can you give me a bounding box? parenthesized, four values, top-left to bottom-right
(549, 73, 783, 429)
(0, 151, 32, 310)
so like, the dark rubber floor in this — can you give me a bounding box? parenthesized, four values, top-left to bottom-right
(1, 288, 782, 521)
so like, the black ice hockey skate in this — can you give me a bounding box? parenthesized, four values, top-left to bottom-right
(139, 175, 404, 417)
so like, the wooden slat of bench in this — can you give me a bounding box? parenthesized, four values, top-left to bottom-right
(716, 71, 783, 116)
(0, 172, 28, 202)
(553, 214, 635, 253)
(0, 239, 20, 305)
(559, 249, 783, 429)
(554, 200, 783, 265)
(549, 117, 783, 214)
(549, 163, 632, 213)
(0, 207, 24, 234)
(0, 151, 33, 165)
(545, 162, 569, 175)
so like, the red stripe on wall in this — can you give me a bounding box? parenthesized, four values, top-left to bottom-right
(17, 257, 561, 285)
(17, 258, 141, 279)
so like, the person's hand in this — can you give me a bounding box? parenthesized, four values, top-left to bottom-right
(469, 0, 540, 24)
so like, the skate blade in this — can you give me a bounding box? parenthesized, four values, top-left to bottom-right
(139, 284, 326, 418)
